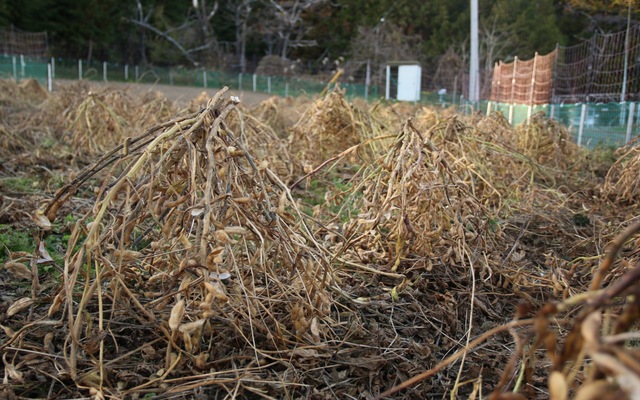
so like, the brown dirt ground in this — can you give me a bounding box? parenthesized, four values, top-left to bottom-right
(53, 79, 274, 107)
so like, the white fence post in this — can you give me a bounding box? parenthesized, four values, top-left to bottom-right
(365, 59, 370, 101)
(385, 65, 390, 99)
(203, 70, 207, 87)
(20, 54, 25, 79)
(267, 76, 271, 94)
(253, 74, 257, 92)
(12, 56, 16, 80)
(78, 59, 82, 80)
(486, 101, 492, 116)
(527, 52, 538, 122)
(103, 61, 107, 82)
(626, 102, 635, 144)
(550, 104, 555, 120)
(508, 56, 518, 124)
(125, 64, 128, 81)
(578, 103, 587, 147)
(47, 63, 52, 92)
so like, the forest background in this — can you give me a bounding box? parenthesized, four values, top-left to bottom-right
(1, 0, 638, 90)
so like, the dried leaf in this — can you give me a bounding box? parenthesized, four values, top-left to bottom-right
(224, 226, 247, 235)
(548, 371, 567, 400)
(36, 241, 53, 265)
(32, 210, 52, 231)
(178, 319, 205, 334)
(48, 293, 64, 317)
(7, 297, 34, 317)
(3, 261, 31, 280)
(168, 299, 185, 332)
(3, 359, 24, 383)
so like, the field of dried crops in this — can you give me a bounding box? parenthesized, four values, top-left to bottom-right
(0, 78, 639, 400)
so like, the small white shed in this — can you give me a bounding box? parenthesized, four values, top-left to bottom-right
(385, 61, 421, 102)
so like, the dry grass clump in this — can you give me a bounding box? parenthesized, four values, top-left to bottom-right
(40, 81, 177, 158)
(334, 120, 496, 273)
(251, 95, 309, 137)
(0, 78, 48, 109)
(602, 137, 640, 205)
(5, 88, 338, 398)
(515, 112, 584, 171)
(289, 88, 382, 169)
(226, 105, 297, 184)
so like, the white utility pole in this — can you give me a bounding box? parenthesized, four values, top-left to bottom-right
(469, 0, 479, 103)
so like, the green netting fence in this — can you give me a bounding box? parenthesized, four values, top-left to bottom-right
(3, 55, 638, 148)
(0, 55, 47, 84)
(47, 58, 376, 100)
(487, 101, 640, 149)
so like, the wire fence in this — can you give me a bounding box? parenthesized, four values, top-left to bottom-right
(1, 53, 638, 149)
(491, 25, 640, 104)
(0, 55, 377, 100)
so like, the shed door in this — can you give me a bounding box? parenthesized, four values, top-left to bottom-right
(396, 65, 421, 102)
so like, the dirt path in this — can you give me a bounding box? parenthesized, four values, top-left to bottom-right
(54, 79, 275, 107)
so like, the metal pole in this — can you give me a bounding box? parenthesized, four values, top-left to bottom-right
(626, 102, 635, 144)
(578, 103, 587, 146)
(103, 61, 107, 82)
(20, 54, 25, 79)
(253, 74, 257, 92)
(12, 56, 16, 80)
(51, 57, 55, 79)
(125, 64, 128, 80)
(238, 73, 242, 91)
(267, 76, 271, 94)
(135, 65, 139, 81)
(78, 59, 82, 80)
(469, 0, 479, 103)
(285, 82, 289, 97)
(203, 70, 207, 87)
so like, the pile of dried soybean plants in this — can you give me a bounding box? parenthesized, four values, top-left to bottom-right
(1, 80, 639, 400)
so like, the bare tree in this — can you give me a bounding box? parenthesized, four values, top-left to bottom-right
(129, 0, 220, 67)
(480, 16, 512, 73)
(349, 21, 421, 86)
(228, 0, 256, 72)
(263, 0, 326, 59)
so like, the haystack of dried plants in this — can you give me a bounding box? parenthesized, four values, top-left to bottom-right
(602, 137, 640, 205)
(5, 88, 342, 398)
(40, 81, 176, 159)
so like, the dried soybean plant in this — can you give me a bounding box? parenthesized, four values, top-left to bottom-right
(376, 219, 640, 400)
(336, 119, 495, 274)
(603, 137, 640, 205)
(226, 105, 297, 184)
(289, 88, 382, 170)
(33, 88, 335, 397)
(41, 81, 176, 158)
